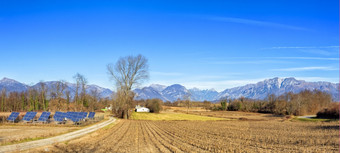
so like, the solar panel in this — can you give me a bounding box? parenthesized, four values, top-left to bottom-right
(38, 112, 51, 122)
(23, 112, 37, 122)
(81, 112, 88, 119)
(88, 112, 95, 119)
(75, 112, 83, 122)
(7, 112, 20, 122)
(53, 111, 66, 122)
(66, 112, 75, 122)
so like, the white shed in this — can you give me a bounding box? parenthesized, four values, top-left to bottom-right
(135, 105, 150, 112)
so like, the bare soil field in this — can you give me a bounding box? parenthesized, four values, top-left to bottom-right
(131, 112, 226, 121)
(0, 126, 80, 145)
(37, 119, 339, 153)
(179, 110, 283, 121)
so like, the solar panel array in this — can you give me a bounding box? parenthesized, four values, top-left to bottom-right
(7, 111, 94, 124)
(66, 112, 88, 123)
(23, 112, 37, 122)
(88, 112, 95, 119)
(38, 111, 51, 122)
(54, 111, 67, 122)
(7, 112, 20, 122)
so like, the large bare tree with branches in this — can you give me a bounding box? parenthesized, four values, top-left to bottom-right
(107, 54, 149, 119)
(73, 73, 88, 110)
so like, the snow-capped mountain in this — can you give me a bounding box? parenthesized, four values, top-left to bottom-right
(0, 77, 29, 93)
(161, 84, 190, 101)
(134, 86, 169, 101)
(217, 77, 339, 100)
(189, 88, 219, 101)
(134, 78, 339, 101)
(149, 84, 167, 92)
(0, 77, 338, 102)
(134, 84, 219, 101)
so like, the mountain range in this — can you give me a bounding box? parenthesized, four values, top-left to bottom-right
(134, 77, 339, 102)
(0, 77, 338, 102)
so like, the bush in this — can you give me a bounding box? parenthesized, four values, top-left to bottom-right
(316, 103, 339, 119)
(146, 99, 163, 113)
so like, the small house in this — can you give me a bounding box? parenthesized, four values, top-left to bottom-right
(135, 105, 150, 112)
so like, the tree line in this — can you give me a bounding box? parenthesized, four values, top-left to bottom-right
(213, 90, 333, 116)
(0, 73, 110, 112)
(162, 89, 335, 116)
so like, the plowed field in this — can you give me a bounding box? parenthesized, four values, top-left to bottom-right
(42, 120, 339, 153)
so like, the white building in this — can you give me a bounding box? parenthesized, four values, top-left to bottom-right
(135, 105, 150, 112)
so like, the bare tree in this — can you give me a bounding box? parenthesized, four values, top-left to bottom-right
(89, 89, 100, 111)
(73, 74, 80, 105)
(73, 73, 88, 109)
(107, 54, 149, 119)
(38, 81, 47, 111)
(183, 92, 192, 114)
(56, 80, 67, 99)
(1, 88, 6, 112)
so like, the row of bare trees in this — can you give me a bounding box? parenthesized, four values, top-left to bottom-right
(213, 90, 333, 116)
(0, 73, 110, 112)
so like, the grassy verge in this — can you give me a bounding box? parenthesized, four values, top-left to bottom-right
(293, 117, 337, 122)
(131, 112, 227, 121)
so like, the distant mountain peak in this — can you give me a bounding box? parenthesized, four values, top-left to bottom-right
(0, 77, 19, 83)
(149, 84, 167, 92)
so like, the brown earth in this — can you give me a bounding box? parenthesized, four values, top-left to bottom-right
(0, 126, 80, 145)
(37, 119, 339, 153)
(178, 110, 283, 121)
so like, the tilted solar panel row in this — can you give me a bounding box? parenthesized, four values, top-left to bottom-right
(23, 112, 37, 122)
(88, 112, 95, 119)
(7, 111, 95, 123)
(38, 111, 51, 122)
(54, 111, 67, 122)
(66, 112, 88, 122)
(7, 112, 20, 122)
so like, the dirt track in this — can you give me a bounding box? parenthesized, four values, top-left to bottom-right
(0, 118, 116, 153)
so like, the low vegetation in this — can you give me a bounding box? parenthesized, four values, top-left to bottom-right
(316, 103, 339, 119)
(131, 112, 225, 121)
(145, 99, 163, 113)
(163, 90, 334, 116)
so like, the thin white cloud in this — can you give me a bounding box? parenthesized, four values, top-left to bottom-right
(210, 60, 292, 65)
(209, 16, 309, 31)
(263, 46, 339, 49)
(150, 71, 183, 76)
(300, 49, 334, 56)
(295, 77, 339, 83)
(276, 57, 339, 61)
(262, 46, 339, 56)
(204, 56, 338, 61)
(273, 66, 338, 71)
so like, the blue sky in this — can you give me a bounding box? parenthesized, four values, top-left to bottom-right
(0, 0, 338, 91)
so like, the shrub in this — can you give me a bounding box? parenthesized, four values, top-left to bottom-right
(146, 99, 163, 113)
(316, 103, 339, 119)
